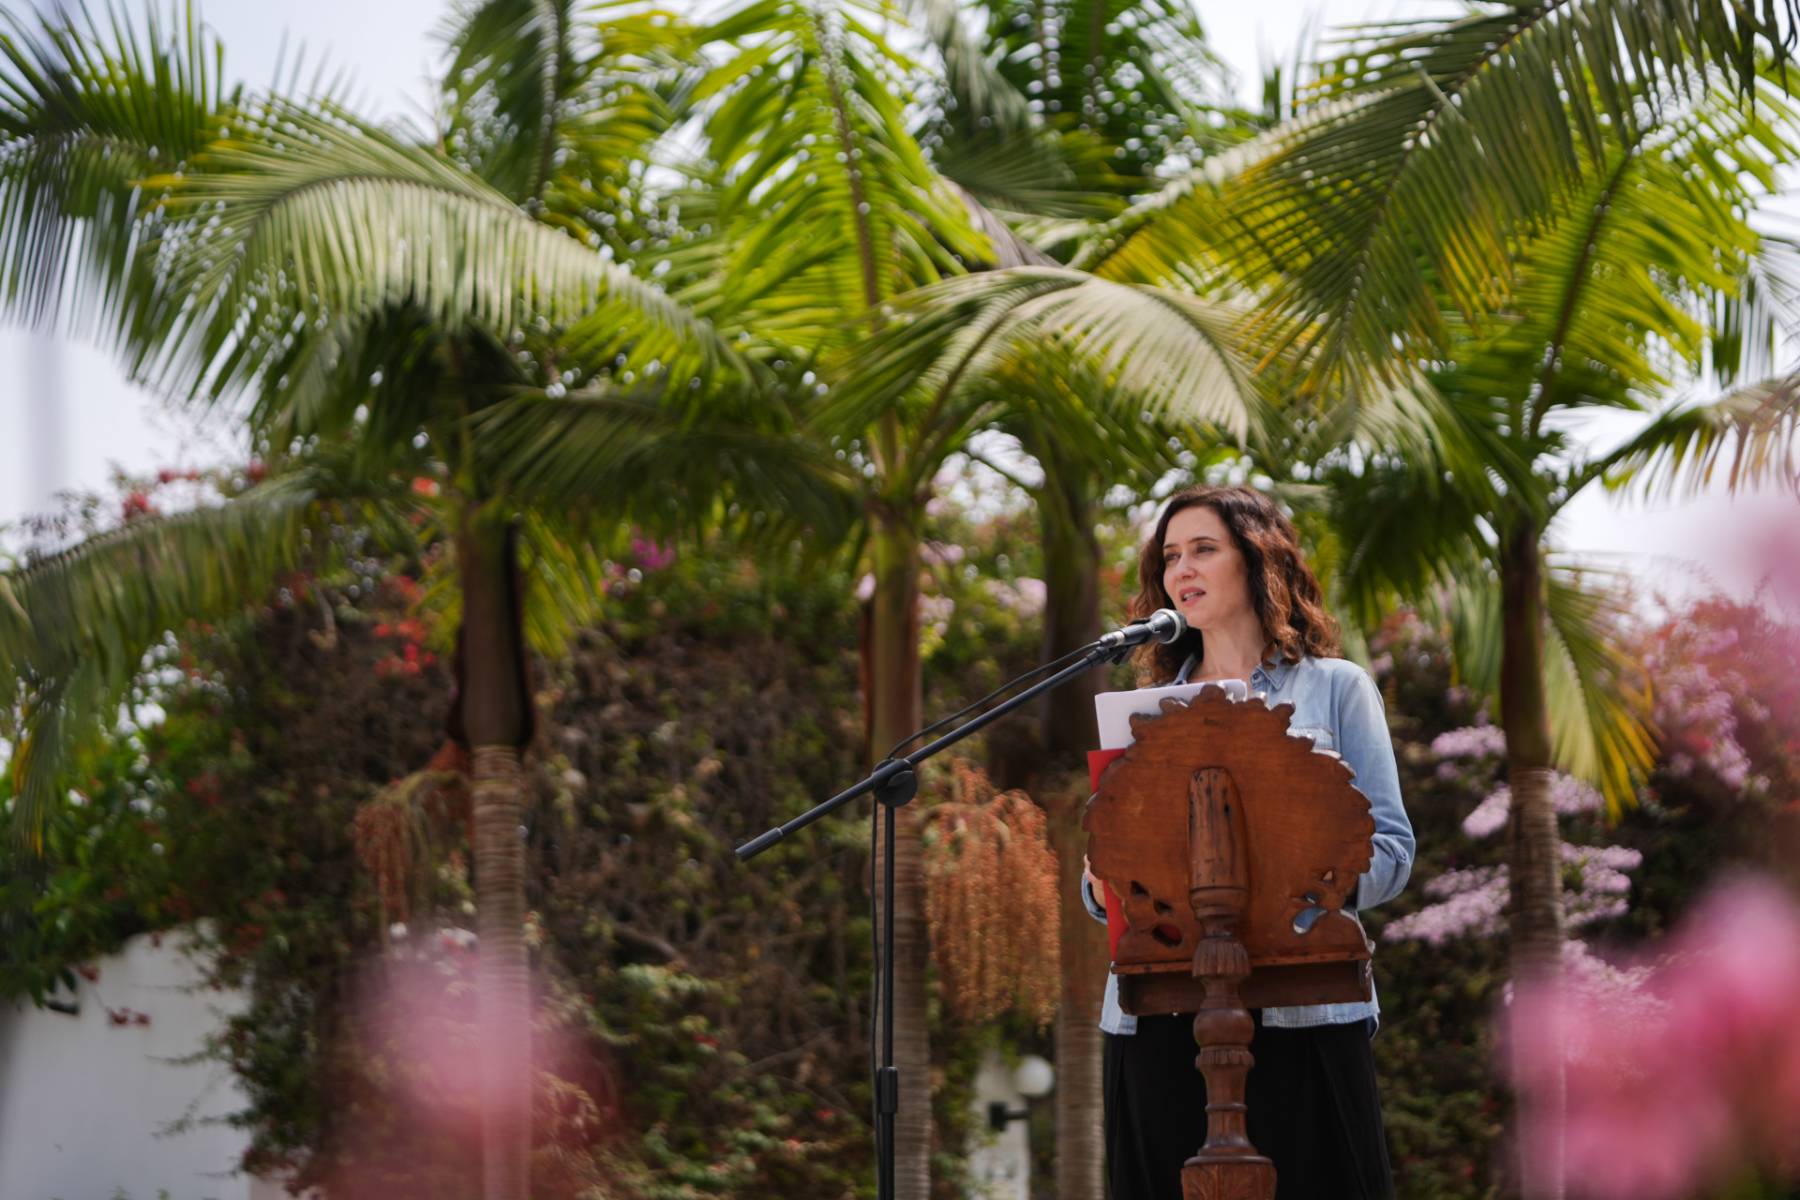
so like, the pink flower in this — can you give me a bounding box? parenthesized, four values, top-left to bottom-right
(629, 532, 676, 571)
(1431, 724, 1507, 760)
(1505, 877, 1800, 1198)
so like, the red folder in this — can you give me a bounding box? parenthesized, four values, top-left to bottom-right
(1087, 748, 1127, 961)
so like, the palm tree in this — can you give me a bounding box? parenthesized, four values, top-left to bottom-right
(902, 10, 1252, 1191)
(471, 4, 1282, 1192)
(0, 5, 830, 1196)
(883, 8, 1800, 1194)
(1287, 43, 1800, 1200)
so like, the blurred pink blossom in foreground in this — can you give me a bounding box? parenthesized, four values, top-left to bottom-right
(1506, 877, 1800, 1198)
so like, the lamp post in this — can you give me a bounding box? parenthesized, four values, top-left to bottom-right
(986, 1054, 1055, 1132)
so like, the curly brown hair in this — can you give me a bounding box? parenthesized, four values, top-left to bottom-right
(1129, 485, 1341, 683)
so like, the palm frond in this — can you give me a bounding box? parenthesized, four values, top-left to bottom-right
(973, 0, 1234, 184)
(141, 98, 730, 415)
(470, 384, 861, 542)
(1069, 123, 1285, 285)
(928, 125, 1126, 222)
(1179, 5, 1800, 389)
(0, 463, 412, 845)
(986, 342, 1189, 488)
(1589, 373, 1800, 499)
(1319, 455, 1498, 631)
(946, 182, 1061, 268)
(515, 510, 618, 656)
(1427, 570, 1505, 702)
(825, 265, 1262, 448)
(5, 663, 101, 854)
(440, 0, 687, 213)
(907, 0, 1031, 137)
(1542, 563, 1657, 814)
(1439, 76, 1800, 443)
(440, 0, 584, 203)
(0, 1, 234, 338)
(684, 0, 987, 340)
(1412, 562, 1655, 813)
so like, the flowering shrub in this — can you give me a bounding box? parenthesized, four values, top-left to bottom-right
(1384, 750, 1640, 949)
(1508, 877, 1800, 1199)
(1646, 622, 1755, 788)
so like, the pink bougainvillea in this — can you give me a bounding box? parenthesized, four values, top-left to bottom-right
(1457, 773, 1604, 839)
(1506, 877, 1800, 1199)
(1383, 841, 1639, 945)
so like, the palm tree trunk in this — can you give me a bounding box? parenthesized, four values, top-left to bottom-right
(1039, 467, 1107, 1200)
(867, 508, 931, 1200)
(458, 514, 534, 1200)
(1499, 521, 1565, 1200)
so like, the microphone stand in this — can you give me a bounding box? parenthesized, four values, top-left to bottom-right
(735, 633, 1141, 1200)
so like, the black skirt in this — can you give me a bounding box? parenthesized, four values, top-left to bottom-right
(1103, 1011, 1394, 1200)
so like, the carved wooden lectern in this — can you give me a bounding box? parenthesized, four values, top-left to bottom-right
(1084, 686, 1378, 1200)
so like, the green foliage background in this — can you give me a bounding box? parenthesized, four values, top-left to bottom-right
(7, 505, 1798, 1198)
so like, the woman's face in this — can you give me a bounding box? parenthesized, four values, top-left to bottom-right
(1161, 504, 1253, 632)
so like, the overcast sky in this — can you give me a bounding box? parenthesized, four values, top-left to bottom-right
(0, 0, 1783, 600)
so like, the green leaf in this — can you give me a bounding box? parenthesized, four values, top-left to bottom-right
(827, 265, 1263, 447)
(470, 384, 860, 543)
(1, 463, 409, 847)
(1592, 372, 1800, 499)
(0, 1, 236, 339)
(1542, 563, 1656, 814)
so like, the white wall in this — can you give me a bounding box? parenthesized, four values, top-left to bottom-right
(0, 930, 284, 1200)
(966, 1052, 1034, 1200)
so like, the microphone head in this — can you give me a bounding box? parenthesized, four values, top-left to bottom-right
(1148, 608, 1187, 644)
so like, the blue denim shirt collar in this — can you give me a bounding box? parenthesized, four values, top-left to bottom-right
(1173, 651, 1297, 694)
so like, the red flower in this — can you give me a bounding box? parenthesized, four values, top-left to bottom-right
(426, 741, 469, 774)
(245, 460, 267, 483)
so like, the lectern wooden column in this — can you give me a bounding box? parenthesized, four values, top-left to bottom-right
(1084, 686, 1377, 1200)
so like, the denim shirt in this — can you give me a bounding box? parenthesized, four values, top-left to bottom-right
(1082, 653, 1415, 1034)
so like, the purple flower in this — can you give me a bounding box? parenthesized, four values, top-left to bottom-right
(629, 533, 676, 572)
(1431, 724, 1507, 760)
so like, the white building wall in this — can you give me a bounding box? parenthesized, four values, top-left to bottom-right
(966, 1052, 1033, 1200)
(0, 930, 284, 1200)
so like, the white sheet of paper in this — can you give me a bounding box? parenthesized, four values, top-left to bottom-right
(1093, 679, 1248, 750)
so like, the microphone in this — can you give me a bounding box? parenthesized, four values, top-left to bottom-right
(1096, 608, 1186, 651)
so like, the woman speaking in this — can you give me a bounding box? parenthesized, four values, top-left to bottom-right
(1083, 485, 1415, 1200)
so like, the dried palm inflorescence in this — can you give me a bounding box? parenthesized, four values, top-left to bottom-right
(922, 760, 1060, 1027)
